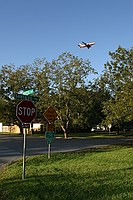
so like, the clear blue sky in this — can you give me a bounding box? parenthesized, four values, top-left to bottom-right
(0, 0, 133, 76)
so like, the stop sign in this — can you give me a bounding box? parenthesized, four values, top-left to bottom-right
(16, 100, 36, 123)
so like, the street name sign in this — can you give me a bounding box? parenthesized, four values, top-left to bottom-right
(22, 89, 34, 95)
(14, 93, 39, 101)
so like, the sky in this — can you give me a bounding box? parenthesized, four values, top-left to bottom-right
(0, 0, 133, 78)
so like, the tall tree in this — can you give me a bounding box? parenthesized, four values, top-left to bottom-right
(100, 46, 133, 130)
(0, 64, 37, 132)
(34, 52, 96, 138)
(0, 53, 97, 137)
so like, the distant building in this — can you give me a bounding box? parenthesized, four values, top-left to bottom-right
(0, 123, 2, 132)
(2, 124, 20, 133)
(0, 122, 43, 134)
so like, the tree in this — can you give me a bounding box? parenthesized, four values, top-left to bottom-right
(0, 52, 98, 137)
(0, 64, 38, 133)
(33, 52, 96, 138)
(100, 46, 133, 130)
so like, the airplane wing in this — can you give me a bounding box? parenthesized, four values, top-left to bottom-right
(82, 42, 91, 49)
(82, 41, 87, 46)
(78, 44, 86, 48)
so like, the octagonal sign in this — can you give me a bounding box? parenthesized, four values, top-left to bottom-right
(16, 100, 36, 123)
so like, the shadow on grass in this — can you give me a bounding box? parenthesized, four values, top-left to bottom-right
(1, 143, 133, 200)
(1, 165, 133, 200)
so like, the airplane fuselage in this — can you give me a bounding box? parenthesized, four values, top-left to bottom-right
(78, 41, 96, 49)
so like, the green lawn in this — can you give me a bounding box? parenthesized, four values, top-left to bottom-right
(0, 144, 133, 200)
(0, 131, 133, 140)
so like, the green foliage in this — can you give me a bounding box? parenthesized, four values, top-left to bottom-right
(100, 46, 133, 127)
(0, 64, 37, 127)
(34, 52, 97, 136)
(1, 52, 102, 136)
(0, 145, 133, 200)
(2, 46, 132, 134)
(102, 47, 133, 94)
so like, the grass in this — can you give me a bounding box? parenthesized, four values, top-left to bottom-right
(1, 131, 133, 139)
(34, 131, 133, 138)
(0, 143, 133, 200)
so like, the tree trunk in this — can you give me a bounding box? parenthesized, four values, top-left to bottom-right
(60, 125, 68, 139)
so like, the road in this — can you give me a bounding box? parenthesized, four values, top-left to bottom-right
(0, 134, 133, 168)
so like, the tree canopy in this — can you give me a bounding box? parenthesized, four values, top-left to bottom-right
(1, 52, 105, 137)
(100, 46, 133, 129)
(0, 47, 132, 136)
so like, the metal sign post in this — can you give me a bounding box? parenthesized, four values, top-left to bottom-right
(48, 143, 51, 159)
(44, 106, 57, 159)
(22, 127, 26, 180)
(45, 131, 55, 159)
(16, 100, 36, 180)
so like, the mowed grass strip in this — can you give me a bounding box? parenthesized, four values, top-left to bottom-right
(0, 144, 133, 200)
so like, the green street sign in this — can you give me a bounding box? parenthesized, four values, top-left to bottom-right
(22, 89, 34, 95)
(14, 93, 39, 101)
(45, 132, 55, 144)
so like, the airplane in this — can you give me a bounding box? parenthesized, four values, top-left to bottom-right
(78, 41, 96, 49)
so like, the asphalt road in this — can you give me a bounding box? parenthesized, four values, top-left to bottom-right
(0, 134, 133, 168)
